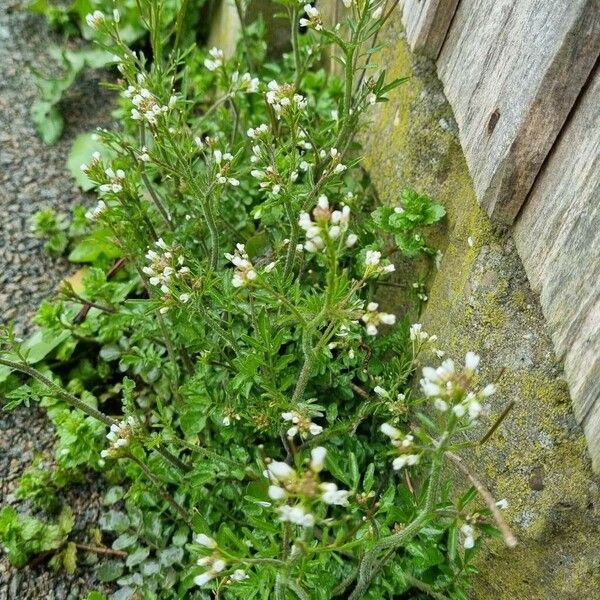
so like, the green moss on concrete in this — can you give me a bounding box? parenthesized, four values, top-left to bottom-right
(360, 15, 599, 600)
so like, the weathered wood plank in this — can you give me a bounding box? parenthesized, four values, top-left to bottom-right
(437, 0, 600, 226)
(402, 0, 459, 58)
(514, 68, 600, 469)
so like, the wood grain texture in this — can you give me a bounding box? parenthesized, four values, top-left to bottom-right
(402, 0, 460, 58)
(437, 0, 600, 226)
(514, 68, 600, 469)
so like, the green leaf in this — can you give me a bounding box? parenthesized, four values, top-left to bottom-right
(31, 101, 64, 144)
(96, 560, 125, 582)
(63, 541, 77, 574)
(158, 545, 184, 567)
(67, 132, 106, 191)
(103, 486, 125, 506)
(363, 463, 375, 493)
(126, 546, 150, 568)
(20, 328, 71, 365)
(58, 506, 74, 535)
(112, 532, 137, 550)
(68, 228, 121, 263)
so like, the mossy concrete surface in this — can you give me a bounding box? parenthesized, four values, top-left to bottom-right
(360, 15, 600, 599)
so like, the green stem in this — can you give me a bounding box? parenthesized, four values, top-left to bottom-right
(128, 454, 193, 526)
(291, 6, 302, 88)
(0, 357, 116, 426)
(234, 0, 255, 71)
(346, 455, 444, 599)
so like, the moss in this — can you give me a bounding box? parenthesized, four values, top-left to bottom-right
(360, 15, 600, 600)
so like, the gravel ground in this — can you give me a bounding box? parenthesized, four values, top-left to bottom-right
(0, 3, 116, 597)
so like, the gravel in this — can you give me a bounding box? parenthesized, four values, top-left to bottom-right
(0, 2, 116, 597)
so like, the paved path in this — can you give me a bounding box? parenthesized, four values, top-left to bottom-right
(0, 3, 114, 597)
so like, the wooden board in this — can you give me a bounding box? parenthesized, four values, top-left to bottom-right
(437, 0, 600, 226)
(514, 67, 600, 469)
(402, 0, 460, 58)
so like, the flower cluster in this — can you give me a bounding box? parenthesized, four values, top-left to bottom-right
(143, 239, 190, 311)
(266, 81, 307, 117)
(123, 86, 175, 126)
(380, 423, 419, 470)
(251, 165, 286, 196)
(85, 10, 104, 29)
(193, 534, 248, 587)
(231, 70, 259, 93)
(213, 150, 239, 186)
(361, 302, 396, 336)
(98, 167, 126, 194)
(409, 323, 444, 357)
(319, 147, 347, 175)
(299, 3, 322, 31)
(420, 352, 496, 420)
(282, 411, 323, 438)
(225, 244, 259, 288)
(363, 250, 395, 277)
(298, 195, 357, 253)
(247, 123, 269, 140)
(204, 47, 224, 71)
(265, 447, 351, 528)
(101, 416, 141, 458)
(84, 199, 107, 221)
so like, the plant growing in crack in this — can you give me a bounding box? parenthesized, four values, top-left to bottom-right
(1, 1, 515, 598)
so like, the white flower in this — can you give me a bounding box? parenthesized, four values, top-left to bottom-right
(230, 569, 248, 582)
(392, 454, 419, 470)
(362, 304, 396, 336)
(421, 380, 442, 397)
(409, 323, 424, 341)
(320, 482, 350, 506)
(268, 461, 295, 481)
(464, 351, 480, 373)
(452, 403, 466, 417)
(380, 423, 401, 439)
(204, 47, 224, 71)
(345, 233, 358, 247)
(461, 523, 475, 549)
(310, 446, 327, 472)
(480, 383, 496, 397)
(212, 559, 226, 573)
(365, 250, 381, 266)
(225, 244, 257, 288)
(194, 571, 215, 587)
(268, 485, 287, 500)
(179, 293, 190, 303)
(195, 533, 217, 548)
(85, 10, 104, 29)
(434, 398, 448, 412)
(374, 385, 388, 397)
(278, 504, 315, 527)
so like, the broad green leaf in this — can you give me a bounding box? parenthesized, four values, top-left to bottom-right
(67, 132, 106, 191)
